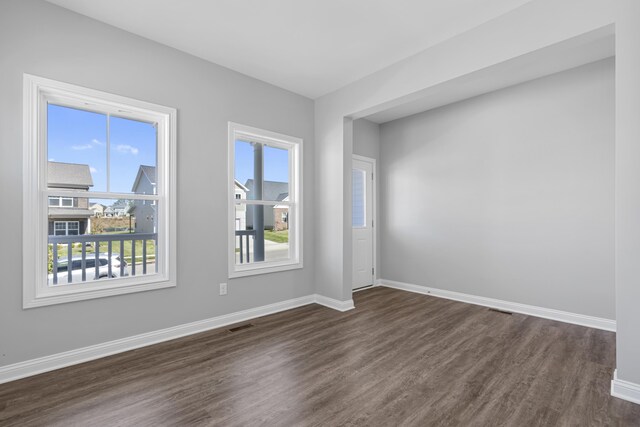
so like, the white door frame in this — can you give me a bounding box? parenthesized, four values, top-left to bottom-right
(352, 154, 376, 292)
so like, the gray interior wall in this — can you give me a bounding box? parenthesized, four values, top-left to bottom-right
(352, 119, 381, 279)
(0, 0, 315, 367)
(379, 58, 615, 319)
(353, 119, 381, 160)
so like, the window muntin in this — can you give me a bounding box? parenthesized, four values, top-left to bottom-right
(228, 123, 302, 277)
(23, 74, 176, 308)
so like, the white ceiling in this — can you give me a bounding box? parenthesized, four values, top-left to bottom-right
(46, 0, 533, 99)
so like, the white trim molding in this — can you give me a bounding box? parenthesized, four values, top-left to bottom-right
(315, 294, 355, 312)
(611, 370, 640, 405)
(352, 154, 377, 288)
(23, 74, 178, 308)
(227, 122, 303, 279)
(377, 279, 616, 332)
(0, 294, 354, 384)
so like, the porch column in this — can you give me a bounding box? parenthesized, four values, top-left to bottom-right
(252, 143, 265, 261)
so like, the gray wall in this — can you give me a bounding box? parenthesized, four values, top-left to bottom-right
(379, 58, 615, 319)
(352, 119, 381, 279)
(0, 0, 315, 367)
(353, 119, 380, 160)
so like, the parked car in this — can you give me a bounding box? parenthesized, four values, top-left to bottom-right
(48, 253, 129, 285)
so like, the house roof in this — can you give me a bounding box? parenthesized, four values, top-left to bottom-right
(48, 162, 93, 190)
(234, 180, 249, 192)
(244, 179, 288, 202)
(131, 165, 156, 193)
(48, 208, 93, 219)
(274, 195, 290, 208)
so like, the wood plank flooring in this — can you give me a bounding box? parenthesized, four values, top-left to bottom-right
(1, 287, 639, 426)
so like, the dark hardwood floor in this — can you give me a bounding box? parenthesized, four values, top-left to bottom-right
(1, 287, 639, 426)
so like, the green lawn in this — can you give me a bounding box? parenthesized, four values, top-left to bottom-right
(264, 230, 288, 243)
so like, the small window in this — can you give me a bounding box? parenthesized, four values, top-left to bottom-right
(23, 74, 177, 308)
(54, 221, 80, 236)
(228, 122, 302, 277)
(48, 196, 74, 207)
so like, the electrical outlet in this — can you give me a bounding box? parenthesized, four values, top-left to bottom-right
(219, 282, 227, 296)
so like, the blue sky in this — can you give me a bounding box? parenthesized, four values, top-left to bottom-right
(47, 104, 157, 195)
(235, 140, 289, 186)
(48, 104, 289, 203)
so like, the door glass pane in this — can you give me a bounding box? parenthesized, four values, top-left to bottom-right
(352, 169, 366, 227)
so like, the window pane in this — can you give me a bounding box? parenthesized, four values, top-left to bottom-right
(237, 141, 290, 203)
(61, 198, 73, 207)
(234, 204, 290, 265)
(47, 104, 106, 192)
(47, 197, 159, 286)
(110, 116, 157, 194)
(263, 145, 289, 202)
(235, 139, 255, 195)
(352, 169, 366, 227)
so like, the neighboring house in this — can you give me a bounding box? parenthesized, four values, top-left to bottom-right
(244, 179, 288, 230)
(131, 165, 157, 233)
(273, 196, 289, 231)
(104, 203, 129, 217)
(234, 180, 248, 230)
(89, 203, 106, 217)
(48, 161, 93, 236)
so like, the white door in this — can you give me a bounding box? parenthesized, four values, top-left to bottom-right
(352, 157, 374, 290)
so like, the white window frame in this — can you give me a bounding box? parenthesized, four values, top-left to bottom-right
(228, 122, 303, 278)
(23, 74, 177, 308)
(54, 221, 80, 236)
(49, 196, 74, 207)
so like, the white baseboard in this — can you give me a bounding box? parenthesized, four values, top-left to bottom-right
(377, 279, 616, 332)
(0, 293, 354, 385)
(611, 370, 640, 405)
(315, 294, 355, 312)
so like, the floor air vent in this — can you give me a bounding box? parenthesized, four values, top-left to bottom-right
(488, 308, 513, 315)
(228, 323, 255, 332)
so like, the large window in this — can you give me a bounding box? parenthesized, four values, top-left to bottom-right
(23, 74, 176, 308)
(228, 122, 302, 277)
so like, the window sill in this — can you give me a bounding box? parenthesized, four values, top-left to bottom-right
(23, 277, 176, 309)
(229, 261, 303, 279)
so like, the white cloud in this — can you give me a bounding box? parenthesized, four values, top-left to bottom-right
(71, 143, 93, 150)
(48, 158, 55, 161)
(115, 144, 139, 155)
(92, 138, 104, 146)
(89, 167, 98, 173)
